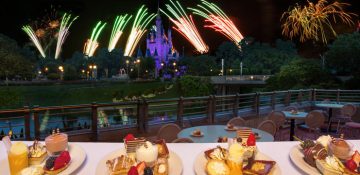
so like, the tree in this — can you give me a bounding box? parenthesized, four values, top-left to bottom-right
(216, 41, 241, 74)
(325, 32, 360, 75)
(0, 34, 34, 80)
(241, 38, 299, 74)
(93, 48, 124, 78)
(266, 59, 340, 90)
(177, 75, 213, 97)
(179, 55, 218, 76)
(65, 51, 87, 71)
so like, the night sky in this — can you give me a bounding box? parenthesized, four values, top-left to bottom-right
(0, 0, 359, 58)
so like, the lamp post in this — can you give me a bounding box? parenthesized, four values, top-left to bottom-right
(58, 66, 64, 80)
(88, 64, 97, 79)
(136, 59, 141, 79)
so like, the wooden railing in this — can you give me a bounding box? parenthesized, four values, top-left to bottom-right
(0, 89, 359, 141)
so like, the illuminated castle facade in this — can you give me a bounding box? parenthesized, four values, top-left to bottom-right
(144, 13, 179, 72)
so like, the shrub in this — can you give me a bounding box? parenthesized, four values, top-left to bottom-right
(47, 73, 60, 80)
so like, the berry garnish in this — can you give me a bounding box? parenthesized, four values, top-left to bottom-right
(45, 156, 56, 170)
(144, 167, 153, 175)
(247, 133, 256, 146)
(53, 151, 71, 170)
(125, 134, 135, 143)
(128, 166, 139, 175)
(346, 159, 357, 171)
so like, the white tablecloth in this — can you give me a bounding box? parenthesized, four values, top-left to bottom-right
(1, 141, 359, 175)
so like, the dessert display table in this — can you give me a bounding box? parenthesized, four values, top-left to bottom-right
(177, 125, 274, 143)
(282, 111, 308, 141)
(1, 141, 360, 175)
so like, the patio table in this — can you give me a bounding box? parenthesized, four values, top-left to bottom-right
(177, 125, 274, 143)
(282, 111, 308, 141)
(1, 140, 360, 175)
(315, 103, 344, 132)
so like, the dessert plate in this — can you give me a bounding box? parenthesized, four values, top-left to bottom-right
(224, 127, 238, 131)
(194, 148, 281, 175)
(5, 144, 86, 175)
(191, 132, 204, 137)
(95, 148, 183, 175)
(289, 145, 321, 175)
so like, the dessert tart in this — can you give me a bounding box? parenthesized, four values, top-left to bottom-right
(43, 151, 71, 175)
(45, 129, 68, 156)
(155, 139, 169, 159)
(29, 140, 47, 165)
(205, 146, 228, 160)
(154, 158, 169, 175)
(225, 124, 237, 131)
(206, 159, 230, 175)
(106, 155, 136, 175)
(243, 160, 276, 175)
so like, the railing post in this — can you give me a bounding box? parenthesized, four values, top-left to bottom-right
(312, 89, 316, 102)
(143, 99, 149, 132)
(271, 92, 276, 110)
(24, 106, 31, 140)
(336, 89, 340, 103)
(91, 102, 98, 141)
(233, 94, 239, 118)
(177, 97, 184, 127)
(285, 90, 291, 106)
(297, 90, 303, 105)
(137, 100, 144, 133)
(33, 105, 40, 140)
(207, 95, 215, 124)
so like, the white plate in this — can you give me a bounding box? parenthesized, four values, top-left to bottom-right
(16, 144, 86, 175)
(95, 148, 183, 175)
(194, 147, 282, 175)
(289, 145, 321, 175)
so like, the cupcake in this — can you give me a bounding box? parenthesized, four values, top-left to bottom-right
(136, 141, 158, 167)
(45, 129, 68, 156)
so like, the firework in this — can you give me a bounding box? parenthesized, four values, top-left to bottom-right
(22, 25, 46, 58)
(124, 5, 156, 56)
(108, 14, 132, 52)
(161, 0, 208, 53)
(189, 0, 244, 46)
(84, 21, 107, 57)
(55, 13, 78, 59)
(281, 0, 356, 44)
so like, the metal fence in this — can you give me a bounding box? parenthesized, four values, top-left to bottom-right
(0, 89, 359, 141)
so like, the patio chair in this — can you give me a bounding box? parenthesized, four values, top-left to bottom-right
(172, 138, 194, 143)
(227, 117, 246, 127)
(257, 120, 277, 136)
(297, 110, 325, 140)
(341, 122, 360, 139)
(268, 111, 287, 140)
(156, 123, 182, 143)
(327, 104, 357, 133)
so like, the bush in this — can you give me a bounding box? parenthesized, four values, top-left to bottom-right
(47, 73, 60, 80)
(0, 88, 22, 109)
(63, 65, 80, 81)
(177, 76, 214, 97)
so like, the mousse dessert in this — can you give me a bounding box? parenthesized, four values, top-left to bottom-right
(29, 140, 47, 165)
(45, 129, 68, 156)
(136, 141, 158, 167)
(329, 135, 352, 160)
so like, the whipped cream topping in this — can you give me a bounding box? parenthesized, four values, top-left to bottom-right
(316, 135, 332, 149)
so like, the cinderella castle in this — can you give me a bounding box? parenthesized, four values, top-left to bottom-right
(139, 12, 180, 75)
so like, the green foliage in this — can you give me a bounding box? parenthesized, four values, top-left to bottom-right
(0, 33, 34, 80)
(241, 38, 299, 74)
(177, 76, 213, 97)
(47, 73, 60, 80)
(325, 32, 360, 75)
(216, 41, 241, 72)
(65, 51, 87, 71)
(63, 64, 79, 80)
(266, 59, 340, 90)
(179, 55, 218, 76)
(93, 48, 124, 78)
(0, 88, 22, 109)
